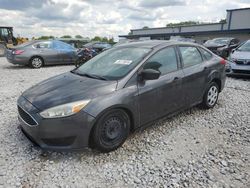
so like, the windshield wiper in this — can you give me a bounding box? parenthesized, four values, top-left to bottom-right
(85, 73, 108, 80)
(71, 70, 107, 80)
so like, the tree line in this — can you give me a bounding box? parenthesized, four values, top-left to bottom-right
(33, 35, 114, 43)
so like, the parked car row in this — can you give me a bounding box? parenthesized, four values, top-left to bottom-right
(5, 40, 113, 68)
(203, 37, 240, 58)
(3, 37, 249, 77)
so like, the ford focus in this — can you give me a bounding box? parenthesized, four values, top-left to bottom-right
(17, 40, 226, 152)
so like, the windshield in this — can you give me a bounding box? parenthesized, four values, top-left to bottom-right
(237, 41, 250, 51)
(205, 38, 230, 45)
(73, 47, 151, 80)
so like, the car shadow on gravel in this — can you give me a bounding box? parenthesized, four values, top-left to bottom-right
(227, 75, 250, 81)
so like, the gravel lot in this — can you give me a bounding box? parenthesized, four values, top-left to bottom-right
(0, 57, 249, 188)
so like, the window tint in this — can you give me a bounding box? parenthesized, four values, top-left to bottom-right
(144, 47, 178, 75)
(199, 47, 213, 60)
(179, 46, 202, 67)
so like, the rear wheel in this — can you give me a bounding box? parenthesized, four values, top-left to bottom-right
(91, 109, 130, 152)
(0, 44, 6, 57)
(201, 82, 219, 109)
(30, 57, 43, 68)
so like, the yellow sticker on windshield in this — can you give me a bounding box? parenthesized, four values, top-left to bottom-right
(114, 60, 132, 65)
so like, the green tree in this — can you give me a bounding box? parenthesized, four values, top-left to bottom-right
(102, 37, 109, 42)
(219, 19, 226, 24)
(142, 26, 149, 29)
(37, 36, 54, 40)
(92, 36, 102, 41)
(75, 35, 83, 39)
(108, 37, 114, 43)
(166, 21, 200, 27)
(61, 35, 72, 38)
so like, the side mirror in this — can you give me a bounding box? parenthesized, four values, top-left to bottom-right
(140, 69, 161, 80)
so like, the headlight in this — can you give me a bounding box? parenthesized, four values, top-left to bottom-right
(40, 100, 90, 118)
(227, 56, 236, 62)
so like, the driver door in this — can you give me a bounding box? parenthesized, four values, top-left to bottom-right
(138, 47, 184, 125)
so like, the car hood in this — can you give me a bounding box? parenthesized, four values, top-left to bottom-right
(231, 51, 250, 59)
(204, 43, 226, 48)
(22, 72, 117, 111)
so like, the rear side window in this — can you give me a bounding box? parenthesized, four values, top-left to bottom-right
(144, 47, 178, 75)
(179, 46, 202, 67)
(199, 47, 213, 60)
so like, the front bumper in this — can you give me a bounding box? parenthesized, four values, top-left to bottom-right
(226, 61, 250, 76)
(17, 96, 96, 151)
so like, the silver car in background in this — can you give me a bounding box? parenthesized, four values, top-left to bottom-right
(6, 40, 78, 68)
(226, 40, 250, 76)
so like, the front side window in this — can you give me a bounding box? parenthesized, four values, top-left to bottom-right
(74, 47, 151, 80)
(143, 47, 178, 75)
(179, 46, 202, 67)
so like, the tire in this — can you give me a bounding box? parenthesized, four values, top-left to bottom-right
(91, 109, 130, 152)
(201, 82, 219, 109)
(0, 44, 6, 57)
(29, 57, 43, 68)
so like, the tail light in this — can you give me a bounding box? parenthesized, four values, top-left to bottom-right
(12, 50, 24, 55)
(220, 59, 226, 65)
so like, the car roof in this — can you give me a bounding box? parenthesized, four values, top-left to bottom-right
(115, 40, 198, 49)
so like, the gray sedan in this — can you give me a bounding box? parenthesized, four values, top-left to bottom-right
(6, 40, 78, 68)
(226, 40, 250, 76)
(17, 40, 226, 152)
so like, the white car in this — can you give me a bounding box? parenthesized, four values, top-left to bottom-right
(226, 40, 250, 76)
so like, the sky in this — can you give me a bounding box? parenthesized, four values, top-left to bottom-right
(0, 0, 249, 40)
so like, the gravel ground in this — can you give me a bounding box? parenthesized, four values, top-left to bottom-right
(0, 57, 249, 188)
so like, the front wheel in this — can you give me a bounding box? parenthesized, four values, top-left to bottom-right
(30, 57, 43, 68)
(201, 82, 219, 109)
(91, 109, 130, 152)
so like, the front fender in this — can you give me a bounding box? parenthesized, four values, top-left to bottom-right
(83, 85, 140, 129)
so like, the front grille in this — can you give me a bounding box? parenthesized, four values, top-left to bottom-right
(235, 60, 250, 65)
(18, 106, 38, 126)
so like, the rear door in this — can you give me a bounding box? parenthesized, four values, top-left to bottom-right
(178, 45, 209, 106)
(138, 46, 184, 125)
